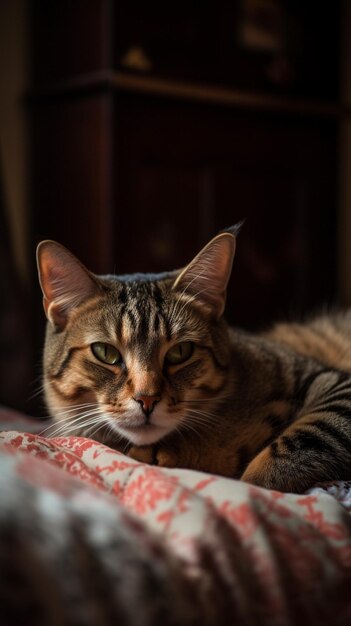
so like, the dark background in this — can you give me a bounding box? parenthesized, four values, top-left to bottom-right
(0, 0, 345, 414)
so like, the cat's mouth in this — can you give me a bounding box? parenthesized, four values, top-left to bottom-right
(104, 406, 177, 445)
(103, 414, 174, 446)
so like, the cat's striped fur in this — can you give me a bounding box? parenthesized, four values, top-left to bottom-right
(37, 228, 351, 493)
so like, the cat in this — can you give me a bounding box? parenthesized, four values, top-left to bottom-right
(36, 225, 351, 493)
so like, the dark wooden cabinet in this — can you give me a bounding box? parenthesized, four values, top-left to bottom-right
(29, 0, 340, 340)
(113, 94, 337, 328)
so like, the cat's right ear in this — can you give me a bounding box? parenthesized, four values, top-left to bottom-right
(36, 241, 101, 329)
(172, 229, 237, 320)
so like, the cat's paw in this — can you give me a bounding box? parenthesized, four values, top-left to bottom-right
(127, 445, 155, 464)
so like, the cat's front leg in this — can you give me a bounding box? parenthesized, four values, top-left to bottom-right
(241, 411, 351, 493)
(241, 370, 351, 492)
(241, 438, 334, 493)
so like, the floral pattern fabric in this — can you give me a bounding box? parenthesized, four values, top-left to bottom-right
(0, 409, 351, 625)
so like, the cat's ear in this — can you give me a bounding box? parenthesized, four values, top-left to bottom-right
(172, 230, 237, 319)
(36, 241, 101, 329)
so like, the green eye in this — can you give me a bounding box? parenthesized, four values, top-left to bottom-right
(165, 341, 194, 365)
(91, 342, 122, 365)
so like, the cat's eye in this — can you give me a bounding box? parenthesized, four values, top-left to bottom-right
(91, 342, 122, 366)
(165, 341, 194, 366)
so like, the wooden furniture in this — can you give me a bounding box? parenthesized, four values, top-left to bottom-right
(29, 1, 340, 333)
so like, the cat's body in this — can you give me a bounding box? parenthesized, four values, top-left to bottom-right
(37, 228, 351, 493)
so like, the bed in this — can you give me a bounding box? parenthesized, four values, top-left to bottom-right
(0, 405, 350, 625)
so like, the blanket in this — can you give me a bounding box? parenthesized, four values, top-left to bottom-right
(0, 407, 351, 625)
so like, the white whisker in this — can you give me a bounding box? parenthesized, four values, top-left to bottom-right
(43, 419, 99, 439)
(48, 403, 98, 416)
(28, 384, 46, 401)
(184, 415, 219, 434)
(40, 408, 102, 437)
(86, 419, 109, 440)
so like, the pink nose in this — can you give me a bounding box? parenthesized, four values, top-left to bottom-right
(134, 393, 161, 416)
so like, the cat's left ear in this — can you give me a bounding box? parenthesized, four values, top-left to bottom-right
(36, 240, 102, 329)
(172, 228, 238, 320)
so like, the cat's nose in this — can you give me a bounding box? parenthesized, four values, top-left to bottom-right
(134, 393, 161, 416)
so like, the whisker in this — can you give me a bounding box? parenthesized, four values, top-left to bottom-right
(186, 404, 221, 418)
(184, 415, 219, 434)
(28, 384, 46, 401)
(40, 408, 101, 430)
(186, 408, 219, 421)
(86, 419, 109, 440)
(174, 424, 188, 444)
(49, 416, 103, 439)
(178, 420, 204, 440)
(40, 409, 102, 437)
(46, 419, 98, 439)
(178, 393, 232, 404)
(48, 403, 98, 416)
(105, 421, 121, 446)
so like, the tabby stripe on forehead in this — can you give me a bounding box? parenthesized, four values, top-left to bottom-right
(162, 312, 172, 341)
(126, 308, 137, 329)
(115, 309, 124, 339)
(153, 313, 160, 332)
(152, 309, 169, 338)
(150, 284, 169, 336)
(118, 284, 128, 304)
(138, 306, 149, 338)
(152, 282, 164, 309)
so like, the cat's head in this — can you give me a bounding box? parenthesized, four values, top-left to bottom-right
(37, 226, 239, 446)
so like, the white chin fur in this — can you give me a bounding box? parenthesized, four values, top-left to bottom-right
(109, 420, 174, 446)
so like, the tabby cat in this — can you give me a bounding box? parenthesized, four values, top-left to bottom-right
(37, 226, 351, 493)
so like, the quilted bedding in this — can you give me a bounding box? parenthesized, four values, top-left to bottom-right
(0, 407, 351, 625)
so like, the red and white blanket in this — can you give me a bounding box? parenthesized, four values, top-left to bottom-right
(0, 406, 350, 625)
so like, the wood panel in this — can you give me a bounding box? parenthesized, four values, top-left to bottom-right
(30, 95, 114, 272)
(114, 93, 337, 328)
(31, 0, 112, 84)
